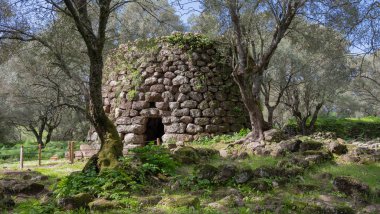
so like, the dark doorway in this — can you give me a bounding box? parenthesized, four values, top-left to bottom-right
(145, 118, 164, 144)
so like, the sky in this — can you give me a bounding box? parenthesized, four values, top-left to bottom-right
(170, 0, 202, 23)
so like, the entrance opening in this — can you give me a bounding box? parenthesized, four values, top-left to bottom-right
(145, 118, 164, 145)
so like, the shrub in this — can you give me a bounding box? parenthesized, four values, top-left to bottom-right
(54, 169, 139, 200)
(128, 143, 179, 175)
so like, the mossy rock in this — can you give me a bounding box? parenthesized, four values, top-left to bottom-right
(333, 176, 370, 198)
(299, 140, 323, 152)
(158, 195, 200, 208)
(134, 195, 162, 207)
(195, 148, 219, 158)
(197, 164, 218, 180)
(213, 195, 244, 208)
(57, 193, 94, 210)
(88, 198, 123, 211)
(173, 146, 200, 164)
(248, 180, 273, 192)
(0, 189, 15, 210)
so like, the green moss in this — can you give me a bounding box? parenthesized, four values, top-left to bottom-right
(97, 119, 123, 170)
(162, 32, 215, 51)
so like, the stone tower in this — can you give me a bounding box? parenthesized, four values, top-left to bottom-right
(88, 33, 248, 149)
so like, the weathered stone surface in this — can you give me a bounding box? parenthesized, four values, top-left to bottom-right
(164, 123, 186, 134)
(264, 129, 284, 142)
(145, 92, 162, 102)
(89, 198, 123, 211)
(131, 116, 147, 125)
(333, 176, 370, 197)
(179, 84, 191, 93)
(117, 124, 145, 134)
(159, 195, 200, 208)
(173, 146, 200, 164)
(88, 34, 249, 146)
(190, 109, 201, 118)
(202, 108, 215, 117)
(132, 101, 148, 110)
(180, 116, 193, 124)
(150, 84, 165, 93)
(328, 141, 348, 155)
(58, 193, 94, 210)
(172, 75, 189, 85)
(172, 108, 190, 117)
(205, 125, 219, 133)
(197, 164, 218, 180)
(115, 117, 131, 125)
(186, 124, 203, 134)
(162, 134, 193, 143)
(180, 100, 198, 108)
(124, 133, 145, 144)
(194, 118, 209, 126)
(140, 108, 160, 117)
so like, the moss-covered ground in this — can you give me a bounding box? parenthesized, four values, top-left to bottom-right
(1, 133, 379, 214)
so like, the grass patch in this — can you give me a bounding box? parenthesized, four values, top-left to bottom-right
(288, 116, 380, 139)
(318, 162, 380, 189)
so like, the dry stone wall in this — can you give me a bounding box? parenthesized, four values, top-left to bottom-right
(88, 33, 249, 148)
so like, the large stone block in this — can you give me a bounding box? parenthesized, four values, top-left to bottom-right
(162, 134, 194, 143)
(172, 75, 189, 85)
(188, 92, 203, 102)
(186, 124, 203, 134)
(190, 109, 201, 118)
(205, 125, 219, 133)
(194, 117, 209, 126)
(116, 117, 131, 125)
(131, 116, 147, 125)
(145, 92, 163, 102)
(202, 108, 215, 117)
(124, 133, 145, 144)
(164, 123, 186, 134)
(132, 101, 149, 110)
(117, 124, 146, 134)
(172, 108, 190, 117)
(180, 116, 193, 124)
(140, 108, 160, 117)
(181, 100, 198, 108)
(150, 84, 165, 93)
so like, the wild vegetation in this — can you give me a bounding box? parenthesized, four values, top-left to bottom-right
(0, 0, 380, 213)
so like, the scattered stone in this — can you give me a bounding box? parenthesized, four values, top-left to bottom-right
(299, 140, 323, 152)
(333, 176, 370, 198)
(234, 169, 253, 184)
(278, 139, 302, 152)
(264, 129, 284, 142)
(197, 164, 218, 180)
(58, 193, 94, 210)
(212, 187, 242, 200)
(248, 180, 273, 192)
(135, 196, 162, 206)
(89, 198, 123, 211)
(172, 146, 199, 164)
(158, 195, 200, 208)
(213, 164, 237, 183)
(328, 141, 348, 155)
(0, 190, 15, 209)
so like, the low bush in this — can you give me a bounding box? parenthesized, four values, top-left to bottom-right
(129, 143, 179, 175)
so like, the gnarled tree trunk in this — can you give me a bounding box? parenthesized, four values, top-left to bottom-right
(88, 55, 122, 169)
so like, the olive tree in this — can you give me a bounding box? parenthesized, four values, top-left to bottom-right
(282, 24, 349, 134)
